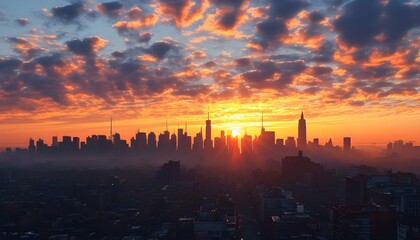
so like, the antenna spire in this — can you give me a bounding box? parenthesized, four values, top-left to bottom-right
(110, 116, 113, 142)
(166, 117, 168, 131)
(261, 110, 264, 130)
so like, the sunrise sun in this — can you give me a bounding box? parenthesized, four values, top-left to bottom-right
(231, 128, 240, 137)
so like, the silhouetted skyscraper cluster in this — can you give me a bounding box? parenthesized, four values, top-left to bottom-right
(3, 112, 361, 158)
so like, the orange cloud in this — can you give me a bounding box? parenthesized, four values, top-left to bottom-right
(112, 14, 158, 31)
(198, 1, 249, 37)
(155, 0, 210, 27)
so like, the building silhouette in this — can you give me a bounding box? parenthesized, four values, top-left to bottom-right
(343, 137, 351, 151)
(297, 111, 307, 149)
(204, 111, 213, 151)
(147, 132, 157, 152)
(193, 128, 203, 151)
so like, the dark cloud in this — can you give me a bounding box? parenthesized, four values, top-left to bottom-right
(381, 0, 420, 44)
(365, 65, 395, 79)
(0, 58, 22, 73)
(16, 18, 29, 26)
(378, 81, 419, 97)
(219, 11, 238, 29)
(334, 0, 382, 47)
(234, 57, 251, 67)
(66, 37, 107, 56)
(250, 0, 309, 50)
(19, 73, 68, 104)
(312, 41, 335, 63)
(110, 61, 142, 74)
(241, 60, 306, 89)
(204, 60, 216, 68)
(254, 19, 288, 49)
(4, 37, 29, 45)
(97, 1, 123, 16)
(211, 0, 244, 7)
(352, 48, 373, 62)
(30, 54, 65, 78)
(269, 0, 309, 19)
(146, 75, 178, 94)
(52, 2, 85, 22)
(334, 0, 420, 48)
(310, 66, 333, 75)
(34, 54, 64, 68)
(276, 60, 307, 83)
(308, 11, 325, 23)
(172, 84, 210, 97)
(139, 32, 152, 43)
(211, 0, 246, 30)
(112, 51, 125, 58)
(144, 41, 172, 59)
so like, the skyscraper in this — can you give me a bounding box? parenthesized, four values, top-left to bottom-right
(344, 137, 351, 151)
(204, 110, 212, 150)
(297, 111, 307, 149)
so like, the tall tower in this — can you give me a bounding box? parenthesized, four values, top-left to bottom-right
(204, 109, 213, 150)
(297, 111, 307, 149)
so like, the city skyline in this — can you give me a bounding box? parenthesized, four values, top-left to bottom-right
(0, 0, 419, 149)
(0, 110, 418, 149)
(3, 111, 418, 155)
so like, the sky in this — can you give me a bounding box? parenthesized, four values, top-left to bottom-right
(0, 0, 419, 149)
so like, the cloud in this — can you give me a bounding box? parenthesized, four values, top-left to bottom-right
(204, 60, 217, 68)
(312, 41, 335, 62)
(112, 7, 158, 33)
(16, 18, 30, 26)
(198, 0, 249, 36)
(51, 2, 85, 22)
(31, 54, 65, 77)
(156, 0, 210, 27)
(269, 0, 309, 19)
(308, 11, 325, 24)
(97, 1, 123, 16)
(233, 57, 251, 67)
(241, 60, 307, 89)
(249, 0, 309, 50)
(19, 73, 68, 104)
(139, 32, 153, 43)
(192, 50, 207, 59)
(66, 37, 108, 56)
(112, 51, 125, 58)
(0, 58, 22, 74)
(253, 19, 288, 49)
(4, 37, 43, 58)
(144, 41, 172, 59)
(381, 0, 420, 44)
(334, 0, 420, 48)
(172, 84, 211, 97)
(310, 66, 333, 75)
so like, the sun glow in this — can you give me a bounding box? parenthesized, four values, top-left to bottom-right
(231, 128, 241, 137)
